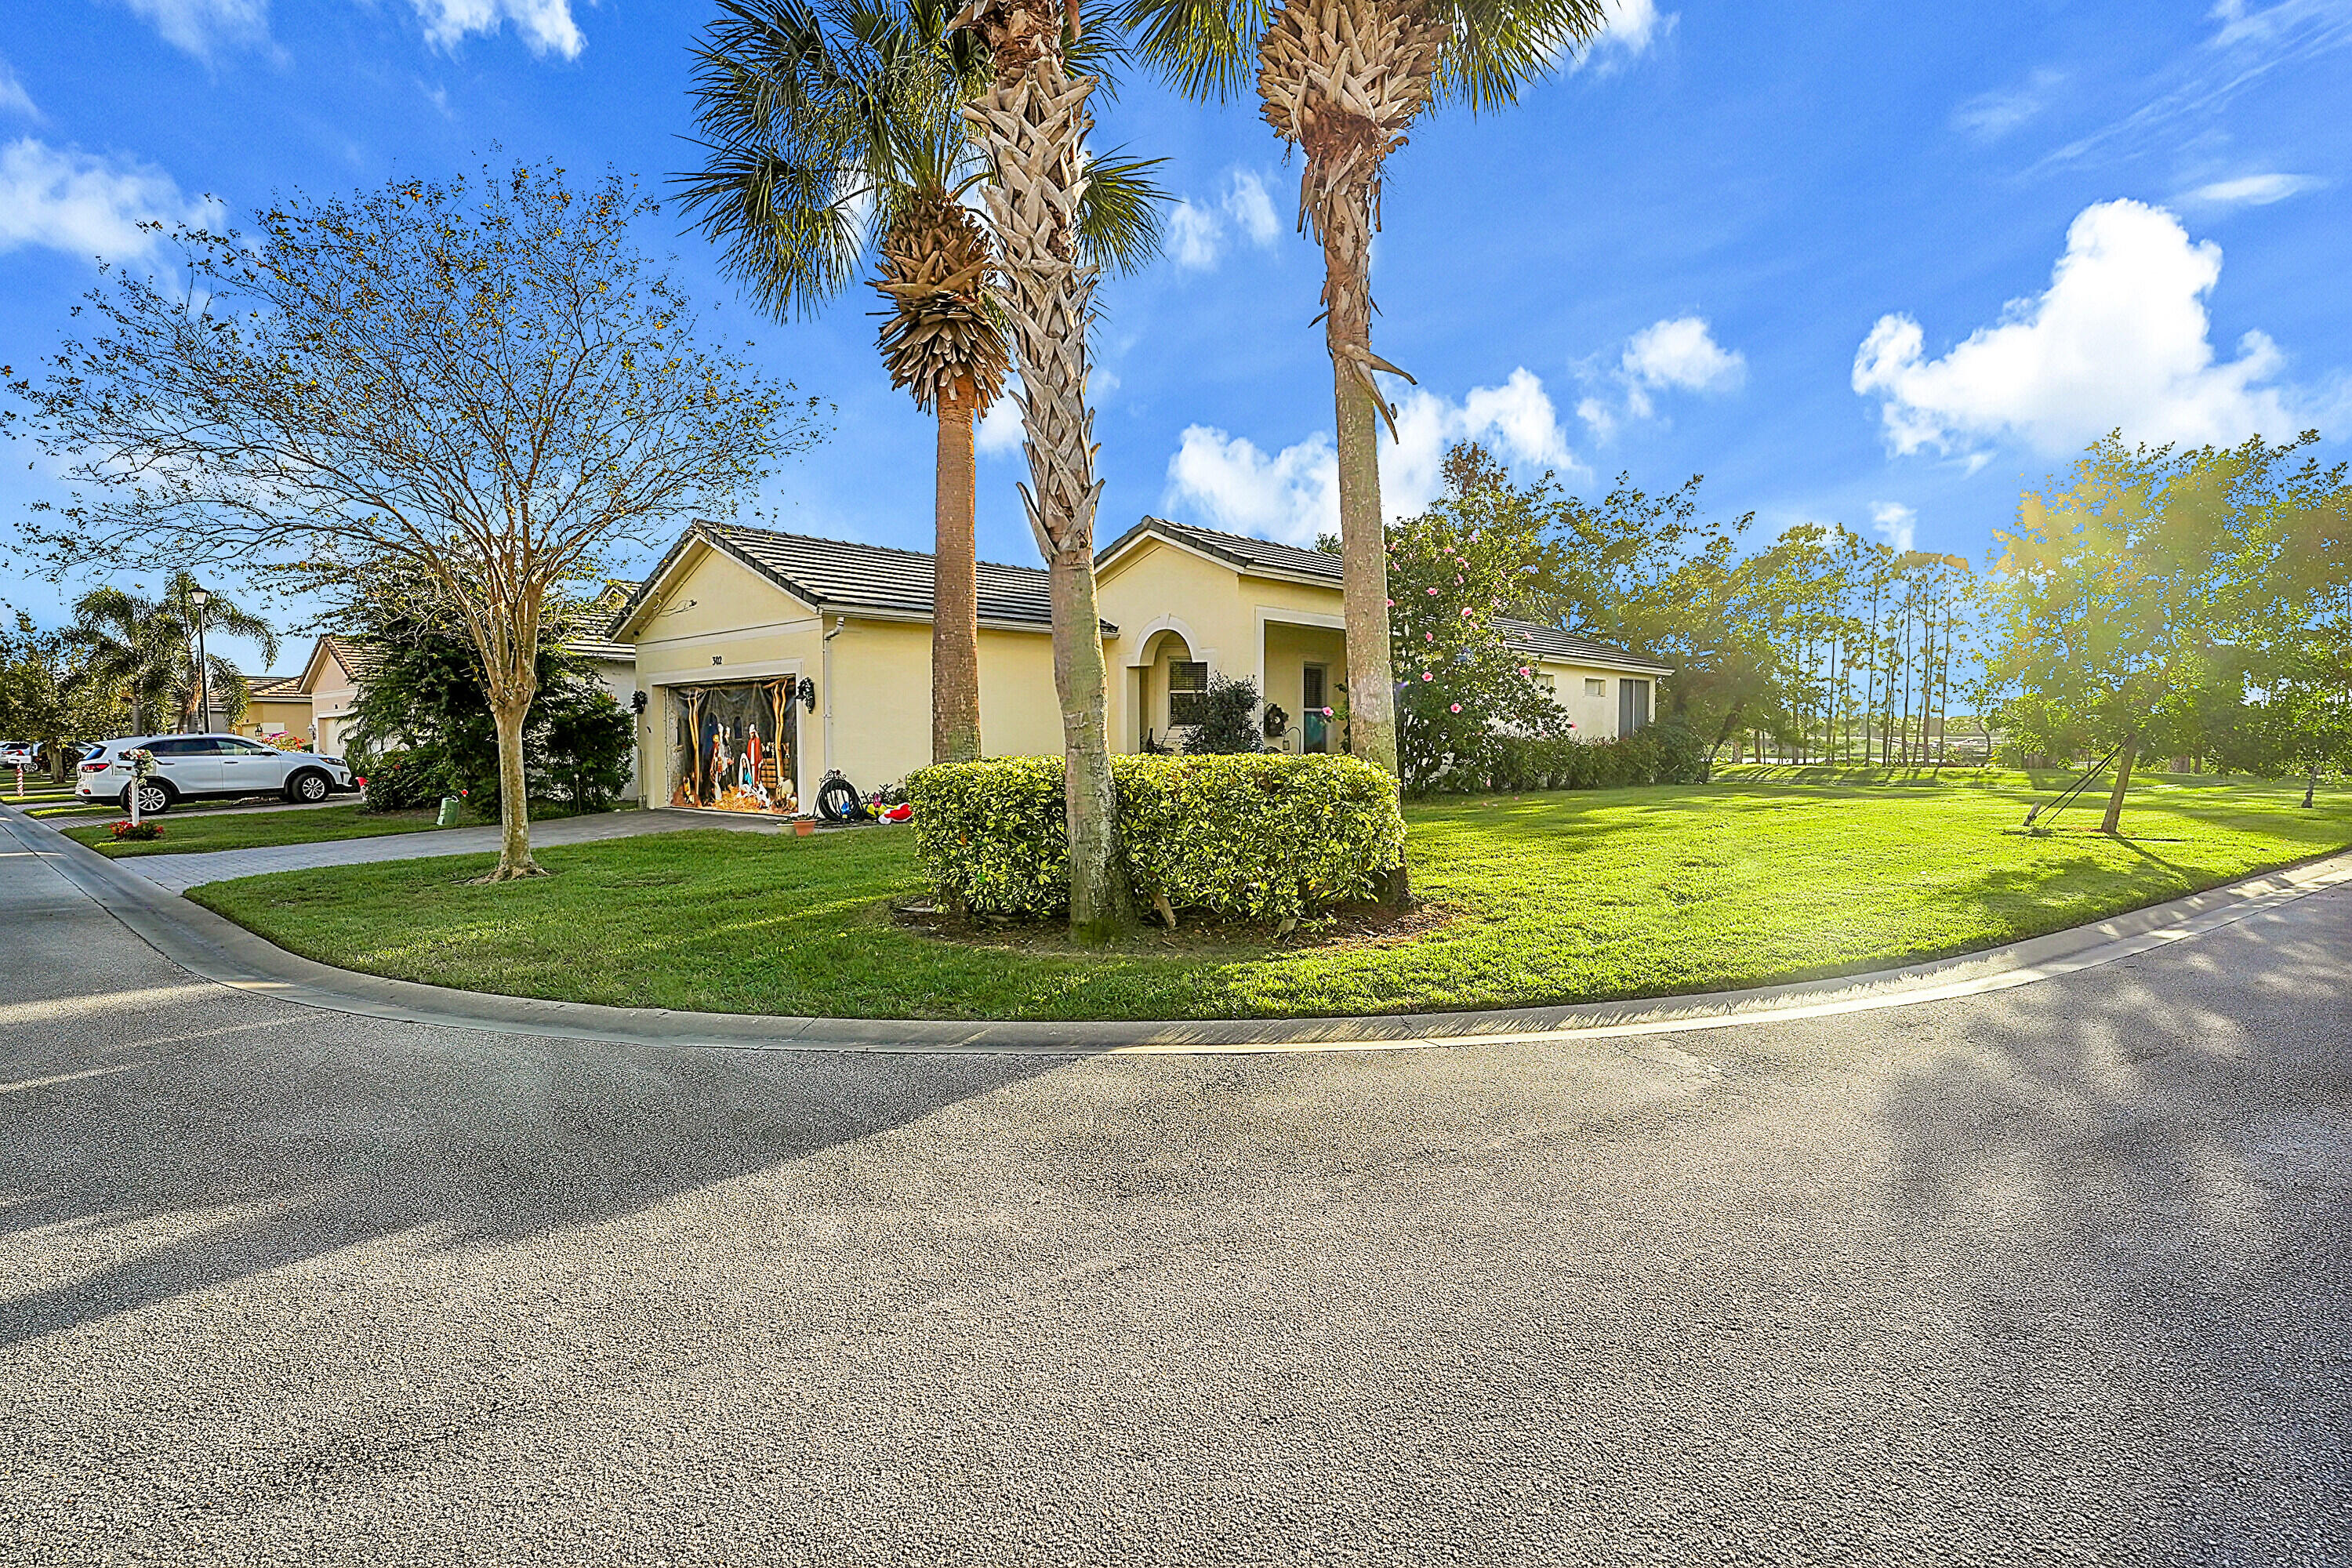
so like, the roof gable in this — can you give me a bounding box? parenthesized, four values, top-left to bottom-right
(613, 521, 1108, 637)
(1098, 517, 1344, 586)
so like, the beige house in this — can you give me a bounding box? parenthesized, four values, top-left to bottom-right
(612, 517, 1671, 812)
(1094, 517, 1671, 753)
(293, 635, 379, 756)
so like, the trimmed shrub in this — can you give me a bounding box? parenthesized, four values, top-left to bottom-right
(907, 753, 1406, 922)
(1483, 720, 1708, 793)
(356, 748, 453, 813)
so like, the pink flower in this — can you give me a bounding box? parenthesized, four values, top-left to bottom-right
(1321, 706, 1334, 717)
(1450, 703, 1462, 713)
(1425, 586, 1439, 595)
(1424, 632, 1434, 642)
(1519, 666, 1530, 676)
(1386, 598, 1394, 607)
(1421, 672, 1433, 681)
(1461, 607, 1472, 617)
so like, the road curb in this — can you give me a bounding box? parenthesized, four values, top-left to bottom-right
(5, 800, 2348, 1056)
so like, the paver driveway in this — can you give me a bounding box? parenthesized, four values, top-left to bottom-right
(2, 830, 2347, 1564)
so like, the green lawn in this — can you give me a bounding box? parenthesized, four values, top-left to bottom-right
(186, 772, 2352, 1022)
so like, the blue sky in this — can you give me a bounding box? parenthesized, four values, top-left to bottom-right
(3, 0, 2349, 676)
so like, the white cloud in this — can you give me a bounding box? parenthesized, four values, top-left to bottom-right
(1574, 0, 1672, 68)
(1952, 69, 2065, 140)
(116, 0, 270, 60)
(1853, 198, 2302, 459)
(1868, 502, 1917, 552)
(407, 0, 587, 58)
(2183, 172, 2323, 207)
(0, 138, 215, 260)
(0, 53, 37, 119)
(1167, 199, 1223, 271)
(1578, 315, 1744, 437)
(1163, 368, 1577, 543)
(1165, 426, 1338, 543)
(1225, 168, 1281, 246)
(1622, 315, 1746, 393)
(975, 387, 1024, 457)
(1167, 168, 1284, 272)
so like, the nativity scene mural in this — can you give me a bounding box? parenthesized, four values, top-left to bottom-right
(668, 678, 800, 814)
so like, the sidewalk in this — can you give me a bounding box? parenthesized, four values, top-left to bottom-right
(111, 806, 797, 893)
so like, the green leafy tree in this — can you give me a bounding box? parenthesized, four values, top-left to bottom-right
(1985, 433, 2298, 833)
(8, 161, 822, 881)
(1123, 0, 1611, 794)
(1180, 672, 1269, 754)
(1387, 445, 1565, 792)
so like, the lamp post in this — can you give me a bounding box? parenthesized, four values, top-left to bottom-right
(190, 586, 211, 734)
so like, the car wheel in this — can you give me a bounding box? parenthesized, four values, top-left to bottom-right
(123, 781, 172, 817)
(289, 769, 331, 804)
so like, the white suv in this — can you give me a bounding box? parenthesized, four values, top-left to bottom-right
(77, 734, 358, 816)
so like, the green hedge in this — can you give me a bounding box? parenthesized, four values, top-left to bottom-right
(1479, 721, 1709, 793)
(907, 753, 1406, 921)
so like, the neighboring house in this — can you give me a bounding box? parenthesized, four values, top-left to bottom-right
(609, 517, 1673, 815)
(236, 674, 314, 742)
(293, 622, 642, 787)
(1094, 517, 1671, 753)
(293, 635, 379, 757)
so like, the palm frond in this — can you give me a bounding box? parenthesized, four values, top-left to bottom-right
(1115, 0, 1274, 103)
(1076, 147, 1171, 274)
(1430, 0, 1613, 113)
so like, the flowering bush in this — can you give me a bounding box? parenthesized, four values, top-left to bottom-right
(109, 819, 163, 841)
(907, 753, 1406, 921)
(261, 732, 312, 751)
(1386, 449, 1567, 793)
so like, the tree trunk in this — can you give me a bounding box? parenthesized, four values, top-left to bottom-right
(932, 379, 984, 765)
(2099, 735, 2136, 836)
(2303, 768, 2317, 809)
(1702, 698, 1747, 784)
(481, 690, 545, 881)
(963, 26, 1135, 941)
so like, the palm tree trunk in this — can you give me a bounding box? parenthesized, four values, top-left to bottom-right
(1323, 205, 1400, 788)
(932, 379, 984, 764)
(963, 20, 1136, 941)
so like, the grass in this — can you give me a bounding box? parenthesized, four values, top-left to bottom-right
(185, 771, 2352, 1022)
(64, 800, 627, 857)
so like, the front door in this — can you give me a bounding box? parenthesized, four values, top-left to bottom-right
(1301, 665, 1328, 753)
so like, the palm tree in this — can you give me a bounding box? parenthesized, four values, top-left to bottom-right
(681, 0, 1163, 771)
(911, 0, 1163, 940)
(1122, 0, 1609, 800)
(66, 573, 280, 736)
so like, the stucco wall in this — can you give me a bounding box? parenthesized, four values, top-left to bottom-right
(625, 537, 1073, 805)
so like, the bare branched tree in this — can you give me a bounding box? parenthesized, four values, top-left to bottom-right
(6, 160, 826, 880)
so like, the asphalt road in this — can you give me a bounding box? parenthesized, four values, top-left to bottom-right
(3, 839, 2347, 1566)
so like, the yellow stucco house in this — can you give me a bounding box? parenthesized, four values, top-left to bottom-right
(235, 673, 313, 742)
(611, 517, 1672, 813)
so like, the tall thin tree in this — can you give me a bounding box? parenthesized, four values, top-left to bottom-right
(680, 0, 1162, 766)
(1123, 0, 1609, 806)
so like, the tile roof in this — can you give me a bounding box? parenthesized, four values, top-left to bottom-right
(1494, 618, 1674, 673)
(245, 673, 309, 699)
(619, 521, 1099, 633)
(1103, 517, 1671, 673)
(1100, 516, 1345, 583)
(319, 634, 383, 682)
(564, 639, 636, 663)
